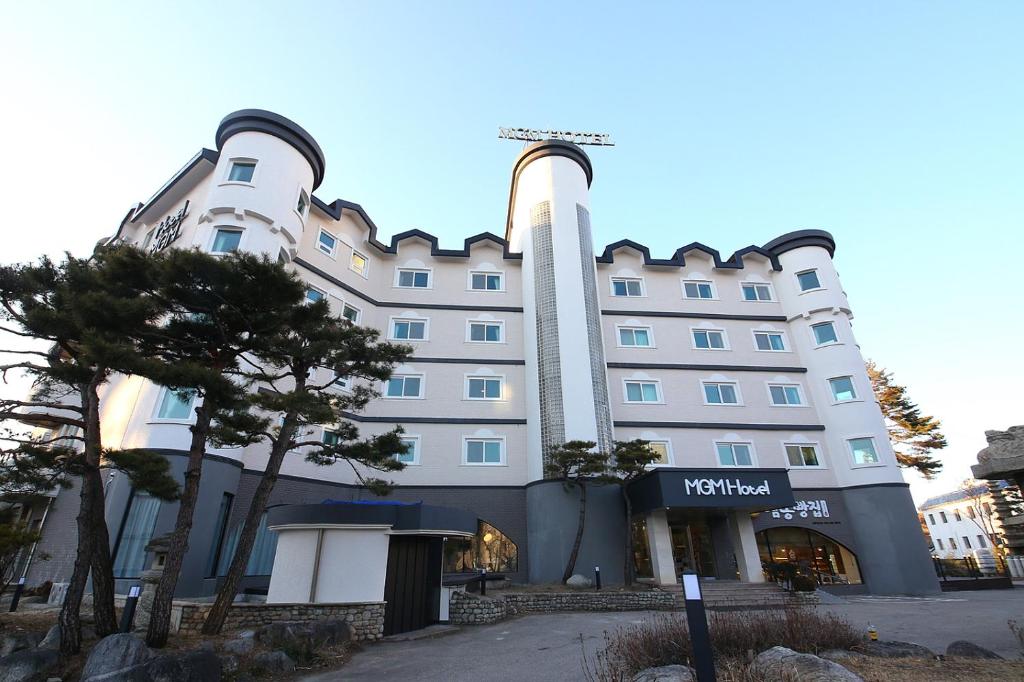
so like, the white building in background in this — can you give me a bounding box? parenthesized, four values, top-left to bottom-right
(19, 110, 939, 619)
(919, 483, 1005, 559)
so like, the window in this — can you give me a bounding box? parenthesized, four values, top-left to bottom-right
(717, 442, 753, 467)
(317, 229, 337, 257)
(206, 493, 235, 577)
(754, 331, 786, 351)
(848, 437, 880, 465)
(741, 282, 773, 301)
(829, 376, 857, 402)
(928, 513, 936, 525)
(391, 318, 427, 341)
(953, 509, 962, 521)
(768, 384, 803, 406)
(797, 269, 822, 291)
(962, 536, 972, 549)
(624, 381, 661, 403)
(619, 326, 653, 348)
(647, 441, 671, 465)
(692, 329, 726, 350)
(468, 321, 503, 343)
(611, 277, 643, 297)
(333, 371, 352, 391)
(978, 534, 987, 548)
(785, 444, 820, 467)
(350, 250, 368, 276)
(296, 188, 309, 216)
(211, 228, 242, 253)
(936, 538, 944, 550)
(397, 437, 420, 465)
(112, 491, 161, 578)
(949, 537, 957, 550)
(386, 375, 423, 398)
(342, 303, 361, 324)
(215, 512, 278, 576)
(470, 272, 503, 291)
(305, 286, 325, 303)
(396, 269, 431, 288)
(967, 507, 976, 519)
(227, 161, 256, 183)
(703, 382, 739, 405)
(812, 321, 838, 345)
(466, 376, 503, 400)
(464, 438, 503, 465)
(683, 280, 715, 299)
(155, 388, 196, 420)
(322, 429, 341, 446)
(939, 511, 948, 523)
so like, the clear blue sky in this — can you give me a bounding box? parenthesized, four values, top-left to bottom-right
(2, 2, 1022, 503)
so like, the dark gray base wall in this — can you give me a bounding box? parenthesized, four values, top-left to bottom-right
(526, 481, 627, 585)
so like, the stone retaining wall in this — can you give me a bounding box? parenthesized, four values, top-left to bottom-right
(449, 590, 676, 625)
(175, 602, 385, 641)
(449, 591, 510, 624)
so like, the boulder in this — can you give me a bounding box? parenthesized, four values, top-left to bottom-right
(37, 625, 96, 651)
(255, 620, 352, 660)
(141, 650, 222, 682)
(250, 651, 294, 675)
(81, 634, 152, 681)
(0, 648, 60, 682)
(222, 637, 253, 655)
(631, 664, 696, 681)
(218, 654, 239, 675)
(750, 646, 862, 682)
(566, 574, 592, 589)
(945, 640, 1002, 660)
(854, 640, 935, 658)
(0, 633, 44, 658)
(819, 649, 866, 663)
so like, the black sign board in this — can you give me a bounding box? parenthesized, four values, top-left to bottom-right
(627, 467, 795, 514)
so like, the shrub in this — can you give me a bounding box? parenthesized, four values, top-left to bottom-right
(585, 608, 862, 681)
(791, 575, 817, 592)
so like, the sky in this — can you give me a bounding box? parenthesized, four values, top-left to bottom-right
(1, 1, 1021, 504)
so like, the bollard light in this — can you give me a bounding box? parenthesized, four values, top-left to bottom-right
(8, 577, 26, 613)
(681, 571, 716, 682)
(594, 566, 602, 591)
(120, 585, 142, 632)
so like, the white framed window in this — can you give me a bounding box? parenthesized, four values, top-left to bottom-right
(927, 514, 935, 525)
(390, 317, 428, 341)
(797, 269, 822, 292)
(211, 228, 243, 254)
(463, 438, 505, 465)
(767, 383, 804, 406)
(332, 371, 352, 392)
(618, 326, 654, 348)
(467, 320, 504, 343)
(610, 277, 644, 297)
(624, 380, 662, 403)
(225, 159, 257, 184)
(397, 436, 420, 465)
(716, 442, 754, 467)
(936, 538, 944, 550)
(469, 271, 504, 291)
(350, 250, 369, 277)
(703, 381, 740, 405)
(692, 328, 727, 350)
(322, 428, 341, 446)
(154, 387, 196, 421)
(342, 303, 361, 324)
(466, 375, 504, 400)
(647, 441, 672, 465)
(395, 268, 431, 289)
(785, 443, 821, 468)
(305, 286, 326, 304)
(847, 436, 880, 465)
(828, 376, 858, 402)
(741, 282, 773, 302)
(317, 229, 338, 257)
(385, 374, 424, 399)
(753, 331, 786, 352)
(682, 279, 716, 300)
(295, 188, 309, 217)
(811, 321, 838, 346)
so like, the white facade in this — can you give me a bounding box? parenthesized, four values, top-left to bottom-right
(920, 486, 1001, 559)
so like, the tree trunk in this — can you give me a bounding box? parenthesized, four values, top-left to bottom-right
(201, 416, 298, 635)
(621, 485, 634, 586)
(561, 481, 587, 584)
(145, 405, 212, 648)
(87, 467, 117, 636)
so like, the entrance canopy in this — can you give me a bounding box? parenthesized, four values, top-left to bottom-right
(267, 501, 478, 537)
(628, 468, 794, 514)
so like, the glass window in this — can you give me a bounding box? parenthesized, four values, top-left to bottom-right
(317, 230, 337, 256)
(962, 536, 972, 549)
(216, 512, 278, 576)
(113, 492, 161, 578)
(756, 527, 863, 585)
(812, 321, 838, 345)
(228, 161, 256, 183)
(619, 327, 652, 347)
(342, 303, 360, 324)
(683, 281, 715, 299)
(704, 382, 739, 404)
(611, 278, 643, 297)
(467, 377, 502, 400)
(978, 534, 987, 547)
(936, 538, 944, 550)
(305, 287, 325, 303)
(444, 520, 518, 573)
(392, 319, 426, 340)
(785, 444, 820, 467)
(742, 283, 772, 301)
(928, 514, 935, 525)
(797, 270, 821, 291)
(754, 332, 786, 351)
(829, 376, 857, 401)
(471, 272, 503, 291)
(469, 322, 502, 342)
(386, 375, 422, 398)
(322, 429, 340, 446)
(211, 229, 242, 253)
(625, 381, 660, 403)
(848, 437, 880, 465)
(397, 269, 430, 288)
(953, 509, 962, 521)
(156, 388, 196, 420)
(693, 329, 726, 350)
(949, 537, 957, 550)
(350, 251, 368, 276)
(717, 443, 753, 466)
(465, 439, 503, 465)
(940, 511, 948, 523)
(296, 189, 309, 215)
(206, 493, 234, 577)
(647, 441, 671, 465)
(966, 507, 976, 519)
(769, 384, 803, 406)
(397, 437, 419, 464)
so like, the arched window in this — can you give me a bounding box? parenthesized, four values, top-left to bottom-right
(757, 527, 862, 585)
(443, 520, 518, 573)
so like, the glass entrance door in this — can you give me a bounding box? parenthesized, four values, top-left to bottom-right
(669, 518, 716, 579)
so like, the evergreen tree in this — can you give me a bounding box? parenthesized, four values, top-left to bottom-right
(200, 297, 411, 634)
(544, 441, 610, 583)
(608, 439, 661, 586)
(866, 360, 946, 479)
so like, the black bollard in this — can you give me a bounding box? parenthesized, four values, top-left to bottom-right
(681, 572, 716, 682)
(120, 585, 141, 632)
(8, 577, 25, 613)
(480, 568, 487, 597)
(594, 566, 602, 590)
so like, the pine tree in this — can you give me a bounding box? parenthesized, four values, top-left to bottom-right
(866, 360, 946, 479)
(544, 441, 610, 583)
(608, 439, 661, 585)
(200, 297, 411, 634)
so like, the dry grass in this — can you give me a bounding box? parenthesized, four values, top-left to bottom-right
(841, 657, 1024, 681)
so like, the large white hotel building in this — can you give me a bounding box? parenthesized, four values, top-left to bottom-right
(20, 110, 938, 610)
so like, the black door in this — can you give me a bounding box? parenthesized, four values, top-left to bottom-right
(383, 536, 442, 635)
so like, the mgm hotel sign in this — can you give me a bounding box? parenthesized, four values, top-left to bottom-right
(498, 127, 615, 147)
(628, 468, 795, 512)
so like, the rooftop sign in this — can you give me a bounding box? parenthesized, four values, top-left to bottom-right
(498, 127, 614, 147)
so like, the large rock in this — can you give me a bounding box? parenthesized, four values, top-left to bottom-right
(82, 649, 221, 682)
(255, 620, 352, 660)
(38, 624, 97, 651)
(0, 648, 59, 682)
(251, 651, 295, 675)
(854, 640, 935, 658)
(945, 640, 1002, 660)
(566, 574, 592, 589)
(81, 633, 153, 681)
(631, 664, 696, 681)
(750, 646, 862, 682)
(222, 637, 254, 655)
(0, 633, 43, 658)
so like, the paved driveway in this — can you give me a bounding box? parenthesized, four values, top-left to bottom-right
(300, 589, 1024, 681)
